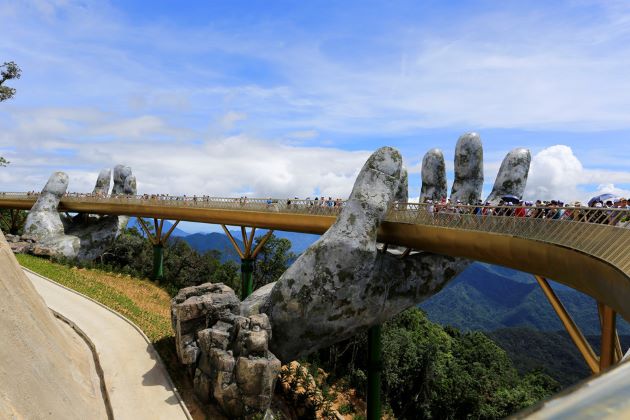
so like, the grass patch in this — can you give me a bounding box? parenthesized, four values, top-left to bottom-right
(16, 253, 203, 418)
(17, 253, 172, 342)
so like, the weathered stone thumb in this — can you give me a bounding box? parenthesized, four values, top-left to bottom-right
(23, 172, 68, 238)
(331, 146, 402, 250)
(485, 148, 531, 204)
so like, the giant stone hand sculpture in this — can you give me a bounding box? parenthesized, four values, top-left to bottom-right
(23, 165, 136, 260)
(246, 132, 531, 361)
(171, 132, 531, 417)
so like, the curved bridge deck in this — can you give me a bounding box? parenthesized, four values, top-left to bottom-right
(2, 193, 630, 320)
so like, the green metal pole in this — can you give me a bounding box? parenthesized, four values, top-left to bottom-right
(367, 324, 382, 420)
(240, 258, 254, 300)
(153, 243, 164, 281)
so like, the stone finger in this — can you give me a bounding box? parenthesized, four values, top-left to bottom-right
(484, 148, 531, 204)
(112, 164, 132, 195)
(322, 146, 402, 251)
(450, 132, 483, 204)
(92, 169, 111, 196)
(124, 174, 137, 195)
(395, 165, 409, 202)
(420, 148, 447, 202)
(23, 172, 68, 238)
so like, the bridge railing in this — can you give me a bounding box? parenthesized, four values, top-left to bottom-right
(2, 191, 629, 233)
(386, 203, 630, 274)
(0, 192, 630, 226)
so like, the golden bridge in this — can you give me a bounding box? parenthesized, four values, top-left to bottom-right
(2, 192, 630, 417)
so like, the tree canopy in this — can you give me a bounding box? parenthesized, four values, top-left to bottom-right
(0, 61, 21, 167)
(0, 61, 21, 102)
(252, 233, 296, 290)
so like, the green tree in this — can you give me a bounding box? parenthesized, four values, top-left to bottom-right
(0, 61, 21, 102)
(252, 233, 295, 290)
(0, 209, 28, 234)
(308, 307, 559, 419)
(83, 227, 240, 295)
(0, 61, 21, 167)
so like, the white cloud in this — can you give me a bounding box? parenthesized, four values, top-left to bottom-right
(524, 145, 630, 202)
(525, 145, 584, 200)
(0, 108, 370, 199)
(219, 111, 247, 130)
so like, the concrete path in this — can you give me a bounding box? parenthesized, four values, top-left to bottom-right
(24, 268, 191, 420)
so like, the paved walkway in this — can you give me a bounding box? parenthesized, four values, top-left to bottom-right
(24, 269, 191, 420)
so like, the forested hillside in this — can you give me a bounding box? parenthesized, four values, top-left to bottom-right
(420, 262, 630, 335)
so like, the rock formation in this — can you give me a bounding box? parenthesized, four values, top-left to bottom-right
(0, 231, 108, 418)
(171, 283, 281, 418)
(23, 165, 136, 260)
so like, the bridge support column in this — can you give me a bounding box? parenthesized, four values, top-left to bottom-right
(137, 218, 180, 282)
(598, 303, 621, 370)
(367, 324, 382, 420)
(221, 225, 274, 299)
(534, 275, 600, 374)
(153, 244, 164, 281)
(240, 258, 254, 300)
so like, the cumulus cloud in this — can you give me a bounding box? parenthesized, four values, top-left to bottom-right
(525, 145, 584, 200)
(524, 145, 630, 202)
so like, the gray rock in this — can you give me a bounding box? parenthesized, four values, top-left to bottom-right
(194, 369, 212, 403)
(420, 148, 447, 202)
(8, 240, 33, 254)
(171, 283, 281, 418)
(450, 132, 483, 204)
(4, 234, 19, 243)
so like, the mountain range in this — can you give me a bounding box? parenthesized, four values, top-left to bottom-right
(419, 262, 630, 335)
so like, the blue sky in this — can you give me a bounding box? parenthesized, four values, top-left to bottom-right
(1, 0, 630, 232)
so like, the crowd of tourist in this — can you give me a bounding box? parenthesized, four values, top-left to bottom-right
(419, 196, 630, 225)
